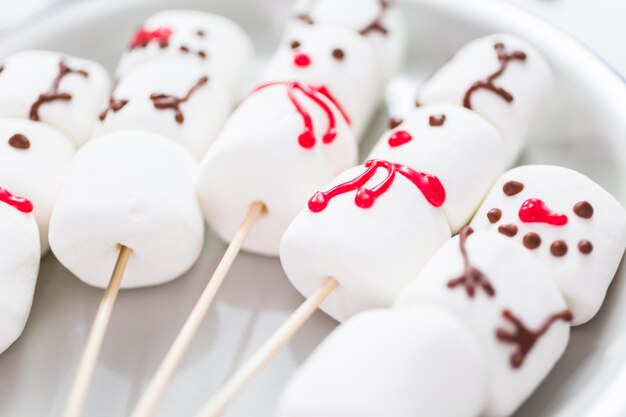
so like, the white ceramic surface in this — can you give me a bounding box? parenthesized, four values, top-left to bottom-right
(0, 0, 624, 416)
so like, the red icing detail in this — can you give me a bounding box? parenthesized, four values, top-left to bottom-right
(519, 198, 568, 226)
(308, 159, 446, 212)
(294, 53, 312, 67)
(130, 27, 172, 48)
(387, 130, 413, 147)
(0, 187, 33, 213)
(250, 81, 351, 149)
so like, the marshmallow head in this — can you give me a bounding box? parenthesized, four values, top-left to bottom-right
(277, 307, 488, 417)
(0, 189, 40, 354)
(418, 34, 552, 163)
(470, 165, 626, 325)
(0, 119, 75, 253)
(290, 0, 407, 82)
(280, 162, 450, 322)
(396, 230, 570, 417)
(369, 104, 506, 232)
(198, 82, 358, 256)
(0, 51, 110, 146)
(116, 10, 253, 95)
(49, 131, 204, 289)
(262, 24, 380, 137)
(95, 59, 231, 159)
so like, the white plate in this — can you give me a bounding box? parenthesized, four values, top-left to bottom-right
(0, 0, 625, 416)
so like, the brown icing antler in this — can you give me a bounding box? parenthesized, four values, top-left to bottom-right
(447, 227, 495, 298)
(150, 76, 208, 124)
(463, 42, 526, 109)
(496, 309, 572, 368)
(29, 59, 89, 121)
(99, 79, 129, 121)
(295, 0, 390, 36)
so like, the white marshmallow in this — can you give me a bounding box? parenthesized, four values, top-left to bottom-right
(116, 10, 253, 96)
(280, 163, 450, 321)
(261, 24, 381, 137)
(49, 131, 204, 289)
(0, 189, 40, 354)
(418, 34, 552, 163)
(95, 59, 231, 159)
(396, 231, 571, 417)
(0, 51, 110, 146)
(368, 104, 506, 232)
(470, 165, 626, 325)
(198, 80, 358, 256)
(0, 119, 75, 253)
(276, 307, 488, 417)
(289, 0, 407, 82)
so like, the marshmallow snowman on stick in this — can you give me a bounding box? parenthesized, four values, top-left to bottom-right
(192, 32, 553, 417)
(43, 11, 252, 417)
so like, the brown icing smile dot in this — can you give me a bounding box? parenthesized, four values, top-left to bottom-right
(503, 181, 524, 196)
(332, 48, 345, 60)
(487, 208, 502, 224)
(578, 240, 593, 254)
(523, 232, 541, 249)
(429, 114, 446, 127)
(196, 29, 205, 37)
(180, 45, 190, 53)
(550, 240, 568, 257)
(290, 40, 301, 49)
(8, 134, 30, 149)
(573, 201, 593, 218)
(498, 224, 518, 237)
(387, 117, 403, 129)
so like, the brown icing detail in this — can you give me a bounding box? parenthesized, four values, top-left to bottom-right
(197, 51, 207, 59)
(8, 134, 30, 149)
(429, 114, 446, 127)
(578, 240, 593, 254)
(387, 117, 403, 129)
(99, 79, 129, 121)
(523, 232, 541, 249)
(573, 201, 593, 218)
(415, 99, 422, 107)
(503, 180, 524, 196)
(496, 309, 573, 368)
(290, 40, 301, 49)
(0, 65, 4, 73)
(159, 41, 169, 49)
(29, 60, 89, 121)
(296, 13, 315, 25)
(487, 208, 502, 224)
(463, 42, 527, 110)
(447, 227, 495, 298)
(196, 29, 205, 37)
(332, 48, 345, 60)
(180, 45, 190, 53)
(550, 240, 568, 257)
(150, 76, 208, 124)
(498, 224, 518, 237)
(359, 0, 389, 36)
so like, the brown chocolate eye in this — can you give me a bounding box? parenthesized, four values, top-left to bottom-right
(290, 40, 301, 49)
(332, 48, 345, 60)
(196, 29, 205, 37)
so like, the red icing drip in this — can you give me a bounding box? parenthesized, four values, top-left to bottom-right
(519, 198, 568, 226)
(250, 81, 350, 149)
(308, 159, 446, 212)
(387, 130, 412, 147)
(294, 53, 312, 67)
(130, 27, 172, 49)
(0, 187, 33, 213)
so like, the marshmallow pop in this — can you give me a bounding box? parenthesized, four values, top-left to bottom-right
(0, 187, 40, 355)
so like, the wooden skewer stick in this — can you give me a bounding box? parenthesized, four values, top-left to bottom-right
(63, 245, 133, 417)
(194, 276, 339, 417)
(129, 201, 266, 417)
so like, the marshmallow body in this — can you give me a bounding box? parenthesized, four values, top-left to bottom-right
(396, 231, 571, 417)
(418, 34, 552, 163)
(470, 165, 626, 325)
(116, 10, 253, 95)
(290, 0, 407, 82)
(0, 194, 40, 353)
(276, 307, 488, 417)
(280, 163, 450, 321)
(0, 51, 110, 146)
(49, 131, 204, 288)
(198, 83, 357, 256)
(0, 119, 75, 253)
(369, 104, 506, 232)
(95, 59, 231, 159)
(261, 24, 380, 137)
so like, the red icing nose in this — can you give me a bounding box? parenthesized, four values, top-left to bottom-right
(519, 198, 568, 226)
(294, 53, 312, 67)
